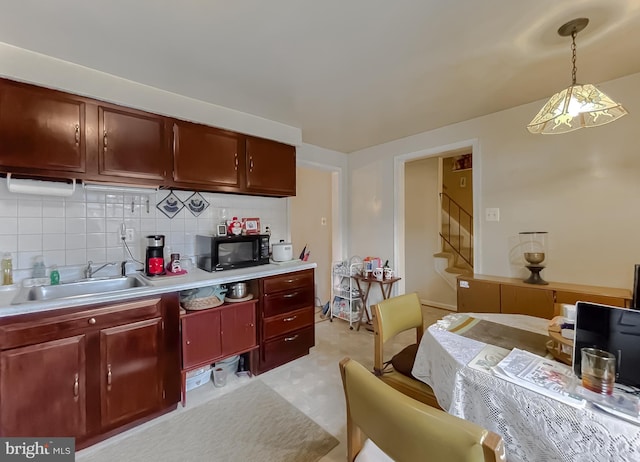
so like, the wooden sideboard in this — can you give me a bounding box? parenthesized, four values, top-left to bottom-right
(457, 274, 632, 319)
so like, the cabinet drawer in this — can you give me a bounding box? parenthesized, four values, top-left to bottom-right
(262, 326, 314, 369)
(263, 270, 313, 294)
(263, 287, 314, 317)
(554, 290, 627, 308)
(0, 298, 162, 350)
(263, 307, 313, 340)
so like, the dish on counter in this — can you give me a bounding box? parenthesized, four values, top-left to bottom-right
(224, 293, 254, 303)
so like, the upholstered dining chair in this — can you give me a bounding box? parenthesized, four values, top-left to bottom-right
(371, 292, 440, 408)
(339, 357, 506, 462)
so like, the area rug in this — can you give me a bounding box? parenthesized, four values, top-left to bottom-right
(82, 380, 339, 462)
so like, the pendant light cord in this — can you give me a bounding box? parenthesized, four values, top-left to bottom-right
(571, 31, 577, 85)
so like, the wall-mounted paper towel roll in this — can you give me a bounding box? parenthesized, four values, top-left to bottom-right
(6, 173, 76, 197)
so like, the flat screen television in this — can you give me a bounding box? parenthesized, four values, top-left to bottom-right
(573, 301, 640, 389)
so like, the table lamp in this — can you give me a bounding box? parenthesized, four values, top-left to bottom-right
(519, 232, 548, 285)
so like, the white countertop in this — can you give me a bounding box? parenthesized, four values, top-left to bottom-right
(0, 261, 317, 318)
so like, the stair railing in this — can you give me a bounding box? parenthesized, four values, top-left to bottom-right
(439, 192, 473, 268)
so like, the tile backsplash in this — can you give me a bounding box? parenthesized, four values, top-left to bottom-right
(0, 182, 288, 282)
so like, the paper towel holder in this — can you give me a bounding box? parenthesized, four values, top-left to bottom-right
(6, 173, 76, 197)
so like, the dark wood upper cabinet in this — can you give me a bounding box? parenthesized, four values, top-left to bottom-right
(0, 77, 297, 196)
(245, 136, 296, 196)
(97, 106, 171, 183)
(0, 81, 85, 177)
(172, 121, 243, 191)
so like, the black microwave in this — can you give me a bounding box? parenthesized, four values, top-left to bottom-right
(196, 234, 270, 271)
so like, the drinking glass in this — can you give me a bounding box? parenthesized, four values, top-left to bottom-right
(581, 347, 616, 395)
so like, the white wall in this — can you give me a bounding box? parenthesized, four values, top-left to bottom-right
(296, 143, 349, 262)
(350, 72, 640, 293)
(290, 167, 333, 304)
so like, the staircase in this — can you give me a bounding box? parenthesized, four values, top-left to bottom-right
(435, 193, 473, 289)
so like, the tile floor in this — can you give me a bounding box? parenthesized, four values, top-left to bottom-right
(77, 305, 452, 461)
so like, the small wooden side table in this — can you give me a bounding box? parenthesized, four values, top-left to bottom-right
(352, 275, 402, 331)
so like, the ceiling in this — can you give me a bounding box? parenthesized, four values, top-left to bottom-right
(1, 1, 639, 153)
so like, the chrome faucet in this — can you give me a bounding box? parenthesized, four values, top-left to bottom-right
(84, 260, 116, 279)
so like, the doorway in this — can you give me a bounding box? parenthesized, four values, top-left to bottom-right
(394, 140, 479, 311)
(290, 166, 337, 309)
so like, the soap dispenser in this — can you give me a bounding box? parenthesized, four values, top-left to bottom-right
(1, 253, 13, 285)
(32, 255, 46, 278)
(50, 265, 60, 285)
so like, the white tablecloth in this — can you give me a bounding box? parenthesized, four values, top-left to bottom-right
(412, 313, 640, 462)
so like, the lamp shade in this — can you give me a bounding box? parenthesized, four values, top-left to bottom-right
(527, 83, 628, 134)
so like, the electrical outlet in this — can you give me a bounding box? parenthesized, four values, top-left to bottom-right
(320, 217, 327, 226)
(125, 229, 135, 243)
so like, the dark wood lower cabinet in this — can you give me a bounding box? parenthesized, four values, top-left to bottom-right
(0, 294, 180, 448)
(0, 335, 87, 437)
(179, 300, 257, 405)
(258, 269, 315, 374)
(100, 317, 163, 429)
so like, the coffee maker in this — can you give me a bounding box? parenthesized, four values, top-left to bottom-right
(145, 235, 165, 276)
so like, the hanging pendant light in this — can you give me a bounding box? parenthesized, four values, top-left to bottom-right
(527, 18, 627, 134)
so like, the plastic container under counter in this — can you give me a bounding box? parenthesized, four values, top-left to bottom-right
(214, 355, 240, 377)
(185, 366, 212, 391)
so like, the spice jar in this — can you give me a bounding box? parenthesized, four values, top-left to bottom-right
(169, 253, 182, 273)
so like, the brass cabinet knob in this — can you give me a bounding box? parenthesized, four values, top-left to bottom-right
(88, 317, 96, 325)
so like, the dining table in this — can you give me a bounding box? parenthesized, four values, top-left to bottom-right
(411, 312, 640, 462)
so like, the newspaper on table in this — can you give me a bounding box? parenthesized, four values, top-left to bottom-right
(468, 344, 510, 373)
(492, 348, 586, 408)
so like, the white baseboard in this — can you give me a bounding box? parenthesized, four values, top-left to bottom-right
(419, 299, 457, 311)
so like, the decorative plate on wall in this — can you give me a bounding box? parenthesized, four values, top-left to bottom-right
(186, 192, 210, 217)
(157, 191, 184, 219)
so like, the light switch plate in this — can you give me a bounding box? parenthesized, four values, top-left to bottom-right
(486, 208, 500, 222)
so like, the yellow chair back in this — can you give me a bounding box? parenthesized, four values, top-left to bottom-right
(339, 357, 505, 462)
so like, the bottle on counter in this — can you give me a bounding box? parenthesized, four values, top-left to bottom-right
(1, 252, 13, 285)
(50, 265, 60, 285)
(32, 255, 46, 278)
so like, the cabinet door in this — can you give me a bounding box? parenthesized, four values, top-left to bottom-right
(221, 301, 256, 355)
(98, 106, 170, 182)
(181, 309, 222, 369)
(500, 285, 555, 319)
(0, 335, 86, 437)
(172, 122, 243, 190)
(0, 82, 85, 174)
(245, 136, 296, 196)
(456, 277, 501, 313)
(100, 317, 163, 428)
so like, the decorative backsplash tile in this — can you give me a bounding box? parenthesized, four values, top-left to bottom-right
(185, 192, 209, 217)
(157, 191, 184, 219)
(0, 183, 288, 279)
